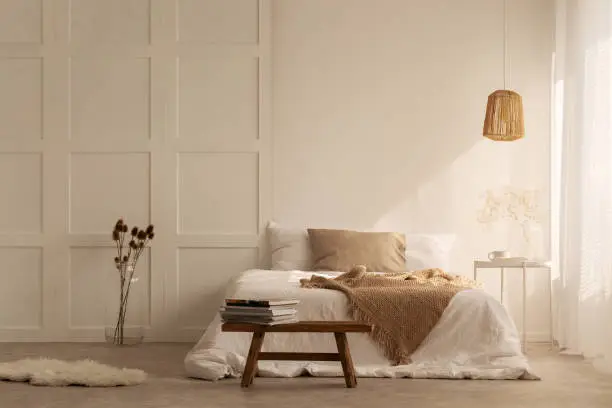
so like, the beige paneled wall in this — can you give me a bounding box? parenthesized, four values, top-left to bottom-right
(0, 0, 270, 341)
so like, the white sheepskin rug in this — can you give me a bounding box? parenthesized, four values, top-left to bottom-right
(0, 358, 147, 387)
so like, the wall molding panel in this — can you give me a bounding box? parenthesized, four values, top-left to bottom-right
(0, 0, 270, 342)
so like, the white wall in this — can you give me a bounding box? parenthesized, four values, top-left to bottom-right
(272, 0, 554, 340)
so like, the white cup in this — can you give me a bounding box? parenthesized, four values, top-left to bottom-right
(488, 250, 510, 260)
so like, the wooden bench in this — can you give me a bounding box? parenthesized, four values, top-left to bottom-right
(221, 321, 372, 388)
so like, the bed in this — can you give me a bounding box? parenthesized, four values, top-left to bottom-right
(184, 269, 538, 381)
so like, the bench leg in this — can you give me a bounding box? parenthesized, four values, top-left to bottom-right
(334, 332, 357, 388)
(242, 331, 265, 388)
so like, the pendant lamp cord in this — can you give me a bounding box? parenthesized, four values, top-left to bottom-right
(503, 0, 508, 90)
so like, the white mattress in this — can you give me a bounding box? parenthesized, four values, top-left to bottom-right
(184, 269, 539, 380)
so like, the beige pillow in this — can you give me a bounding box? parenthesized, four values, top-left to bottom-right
(307, 228, 406, 272)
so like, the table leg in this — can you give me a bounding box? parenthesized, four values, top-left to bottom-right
(242, 331, 265, 388)
(500, 267, 505, 306)
(474, 264, 477, 281)
(334, 332, 357, 388)
(549, 267, 554, 350)
(522, 266, 527, 353)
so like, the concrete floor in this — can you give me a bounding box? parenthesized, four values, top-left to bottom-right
(1, 343, 611, 408)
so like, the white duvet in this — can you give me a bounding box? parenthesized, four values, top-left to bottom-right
(184, 269, 539, 381)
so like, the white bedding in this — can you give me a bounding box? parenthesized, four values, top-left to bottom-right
(184, 269, 539, 380)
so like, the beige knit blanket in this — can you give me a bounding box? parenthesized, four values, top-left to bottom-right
(300, 265, 480, 365)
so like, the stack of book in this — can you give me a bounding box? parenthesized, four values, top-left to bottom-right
(220, 298, 299, 325)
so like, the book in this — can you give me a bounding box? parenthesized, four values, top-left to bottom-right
(224, 298, 299, 307)
(222, 313, 296, 321)
(220, 304, 296, 311)
(223, 317, 299, 326)
(219, 307, 296, 317)
(222, 314, 299, 325)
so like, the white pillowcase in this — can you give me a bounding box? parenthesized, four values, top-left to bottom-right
(266, 221, 455, 272)
(404, 234, 456, 272)
(267, 221, 313, 271)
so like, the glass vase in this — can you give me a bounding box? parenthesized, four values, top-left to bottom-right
(104, 262, 145, 346)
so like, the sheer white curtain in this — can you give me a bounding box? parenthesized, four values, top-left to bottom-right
(553, 0, 612, 372)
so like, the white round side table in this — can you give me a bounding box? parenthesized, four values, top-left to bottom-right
(473, 259, 553, 352)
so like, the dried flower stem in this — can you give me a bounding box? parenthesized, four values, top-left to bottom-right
(116, 240, 148, 342)
(110, 219, 155, 345)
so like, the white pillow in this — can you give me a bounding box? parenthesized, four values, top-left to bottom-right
(404, 234, 456, 272)
(267, 221, 313, 270)
(266, 222, 455, 272)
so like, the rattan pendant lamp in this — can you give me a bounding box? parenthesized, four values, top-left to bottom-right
(483, 0, 525, 141)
